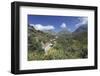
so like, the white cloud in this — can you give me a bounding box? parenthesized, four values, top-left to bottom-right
(30, 24, 55, 31)
(75, 17, 88, 28)
(60, 23, 67, 28)
(30, 24, 35, 27)
(60, 23, 71, 32)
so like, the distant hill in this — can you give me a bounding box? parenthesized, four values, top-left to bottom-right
(57, 28, 71, 37)
(42, 30, 57, 36)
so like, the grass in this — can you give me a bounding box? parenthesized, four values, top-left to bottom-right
(28, 44, 88, 61)
(28, 27, 88, 61)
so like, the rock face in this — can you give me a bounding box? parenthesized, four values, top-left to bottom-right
(42, 42, 53, 54)
(41, 38, 56, 54)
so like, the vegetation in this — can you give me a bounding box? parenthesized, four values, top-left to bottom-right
(28, 25, 88, 61)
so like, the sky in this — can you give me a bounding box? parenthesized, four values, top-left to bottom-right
(28, 15, 88, 32)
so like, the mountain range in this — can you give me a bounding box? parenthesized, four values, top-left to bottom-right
(28, 23, 87, 38)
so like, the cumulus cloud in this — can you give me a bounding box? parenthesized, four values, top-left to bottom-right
(75, 17, 88, 28)
(60, 23, 71, 31)
(30, 24, 55, 31)
(60, 23, 67, 28)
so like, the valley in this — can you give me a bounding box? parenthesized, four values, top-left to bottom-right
(28, 24, 88, 61)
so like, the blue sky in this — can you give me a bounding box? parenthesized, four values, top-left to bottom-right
(28, 15, 87, 32)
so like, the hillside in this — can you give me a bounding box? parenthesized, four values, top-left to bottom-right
(28, 25, 55, 51)
(28, 24, 88, 60)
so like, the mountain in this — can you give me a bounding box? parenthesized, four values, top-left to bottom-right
(42, 30, 57, 36)
(74, 24, 87, 33)
(72, 24, 88, 41)
(28, 25, 45, 37)
(57, 28, 71, 36)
